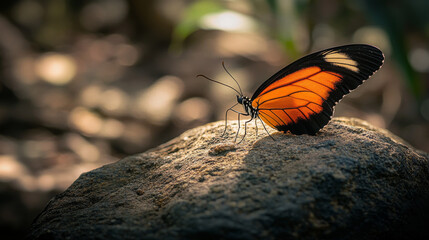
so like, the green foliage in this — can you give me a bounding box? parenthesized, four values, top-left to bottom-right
(171, 0, 225, 50)
(360, 0, 423, 98)
(172, 0, 427, 98)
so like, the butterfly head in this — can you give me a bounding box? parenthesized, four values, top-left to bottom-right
(236, 95, 243, 104)
(237, 95, 252, 107)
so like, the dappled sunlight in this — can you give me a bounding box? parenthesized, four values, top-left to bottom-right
(64, 134, 101, 163)
(133, 75, 185, 125)
(409, 48, 429, 72)
(0, 1, 428, 238)
(173, 97, 211, 127)
(353, 26, 391, 55)
(69, 107, 104, 136)
(98, 88, 130, 116)
(79, 84, 104, 108)
(0, 155, 29, 181)
(99, 119, 125, 139)
(34, 53, 77, 85)
(200, 10, 259, 33)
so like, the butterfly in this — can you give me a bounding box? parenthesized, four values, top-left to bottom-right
(199, 44, 384, 141)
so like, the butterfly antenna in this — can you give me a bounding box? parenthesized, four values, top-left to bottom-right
(222, 61, 243, 96)
(196, 74, 241, 96)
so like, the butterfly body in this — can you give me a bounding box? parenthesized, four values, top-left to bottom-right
(237, 95, 257, 118)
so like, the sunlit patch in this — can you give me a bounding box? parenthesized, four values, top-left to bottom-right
(200, 10, 258, 33)
(35, 53, 77, 85)
(0, 155, 29, 181)
(64, 133, 100, 162)
(409, 48, 429, 72)
(324, 51, 359, 72)
(99, 88, 129, 115)
(36, 174, 56, 192)
(68, 107, 103, 135)
(133, 76, 184, 125)
(208, 144, 236, 156)
(99, 119, 125, 139)
(79, 84, 103, 108)
(173, 97, 211, 126)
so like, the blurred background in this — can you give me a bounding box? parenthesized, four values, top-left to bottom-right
(0, 0, 428, 238)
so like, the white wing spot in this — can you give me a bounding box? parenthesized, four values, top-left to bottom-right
(324, 51, 359, 72)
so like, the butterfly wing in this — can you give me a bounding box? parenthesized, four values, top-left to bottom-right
(251, 44, 384, 135)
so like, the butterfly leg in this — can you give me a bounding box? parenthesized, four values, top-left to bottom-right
(258, 115, 275, 141)
(238, 117, 254, 143)
(222, 103, 239, 137)
(255, 118, 258, 136)
(228, 109, 249, 142)
(234, 113, 241, 142)
(221, 106, 249, 142)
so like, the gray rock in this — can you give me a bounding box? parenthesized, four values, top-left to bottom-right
(28, 118, 429, 240)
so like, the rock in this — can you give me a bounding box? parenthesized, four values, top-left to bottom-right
(28, 117, 429, 240)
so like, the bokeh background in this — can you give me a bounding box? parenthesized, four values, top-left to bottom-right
(0, 0, 428, 238)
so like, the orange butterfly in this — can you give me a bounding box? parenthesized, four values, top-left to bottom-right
(199, 44, 384, 141)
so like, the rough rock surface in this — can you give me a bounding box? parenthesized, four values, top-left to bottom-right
(29, 118, 429, 240)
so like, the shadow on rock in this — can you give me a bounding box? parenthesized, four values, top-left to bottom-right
(28, 118, 429, 240)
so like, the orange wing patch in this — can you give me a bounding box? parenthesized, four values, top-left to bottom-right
(252, 67, 342, 129)
(257, 66, 321, 96)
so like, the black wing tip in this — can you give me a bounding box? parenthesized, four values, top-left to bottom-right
(325, 43, 385, 62)
(275, 109, 332, 135)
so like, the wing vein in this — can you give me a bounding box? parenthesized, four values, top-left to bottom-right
(256, 70, 323, 98)
(259, 111, 280, 126)
(282, 109, 294, 123)
(270, 110, 287, 125)
(256, 85, 332, 113)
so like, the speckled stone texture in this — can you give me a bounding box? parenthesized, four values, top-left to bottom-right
(29, 118, 429, 240)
